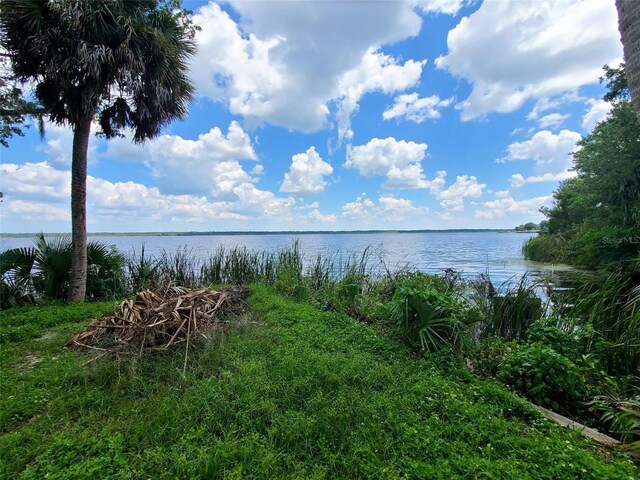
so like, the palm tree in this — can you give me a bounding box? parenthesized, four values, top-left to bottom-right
(0, 0, 196, 301)
(617, 0, 640, 118)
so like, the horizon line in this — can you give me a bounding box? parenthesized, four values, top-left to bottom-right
(1, 228, 527, 238)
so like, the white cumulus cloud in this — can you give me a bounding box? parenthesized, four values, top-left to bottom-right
(191, 1, 426, 135)
(1, 162, 70, 202)
(499, 129, 582, 175)
(415, 0, 467, 16)
(309, 209, 337, 223)
(537, 113, 570, 129)
(435, 174, 485, 212)
(475, 194, 553, 219)
(436, 0, 622, 120)
(105, 122, 259, 199)
(345, 137, 430, 189)
(335, 51, 425, 143)
(341, 194, 426, 222)
(6, 200, 69, 222)
(509, 171, 576, 189)
(0, 162, 298, 231)
(383, 93, 453, 123)
(280, 146, 333, 197)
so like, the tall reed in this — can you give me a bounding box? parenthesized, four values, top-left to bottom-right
(472, 274, 544, 341)
(567, 273, 640, 376)
(126, 245, 160, 292)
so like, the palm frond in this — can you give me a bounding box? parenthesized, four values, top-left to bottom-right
(0, 246, 37, 277)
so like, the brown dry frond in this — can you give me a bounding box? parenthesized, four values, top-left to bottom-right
(67, 283, 250, 371)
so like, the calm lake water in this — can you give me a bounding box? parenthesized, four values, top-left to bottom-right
(1, 231, 570, 285)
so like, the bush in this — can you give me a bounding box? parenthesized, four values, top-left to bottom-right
(526, 317, 591, 361)
(273, 241, 305, 299)
(0, 276, 35, 309)
(522, 234, 566, 263)
(473, 275, 542, 342)
(567, 273, 640, 377)
(568, 225, 640, 269)
(471, 336, 519, 378)
(126, 245, 161, 293)
(274, 263, 305, 298)
(498, 344, 585, 413)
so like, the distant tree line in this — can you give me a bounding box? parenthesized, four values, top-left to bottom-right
(515, 221, 547, 233)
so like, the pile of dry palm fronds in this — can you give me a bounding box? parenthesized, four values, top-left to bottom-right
(67, 284, 250, 371)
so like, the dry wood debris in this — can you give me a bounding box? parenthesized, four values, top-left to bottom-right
(67, 284, 250, 371)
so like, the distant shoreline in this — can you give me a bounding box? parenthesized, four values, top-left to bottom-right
(1, 229, 517, 239)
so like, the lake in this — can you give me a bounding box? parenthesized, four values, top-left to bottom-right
(1, 231, 569, 285)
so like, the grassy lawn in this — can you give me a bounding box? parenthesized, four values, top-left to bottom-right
(1, 285, 637, 479)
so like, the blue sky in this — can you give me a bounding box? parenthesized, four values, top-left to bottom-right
(0, 0, 622, 233)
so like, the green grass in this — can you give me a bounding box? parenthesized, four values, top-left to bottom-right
(0, 301, 117, 343)
(1, 287, 638, 479)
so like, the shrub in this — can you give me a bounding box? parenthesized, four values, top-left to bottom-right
(498, 344, 585, 413)
(470, 336, 519, 378)
(522, 234, 566, 263)
(274, 241, 305, 299)
(85, 244, 126, 300)
(0, 276, 35, 309)
(567, 273, 640, 377)
(126, 245, 161, 292)
(577, 353, 622, 399)
(526, 317, 590, 360)
(568, 225, 640, 269)
(526, 320, 621, 399)
(312, 249, 376, 319)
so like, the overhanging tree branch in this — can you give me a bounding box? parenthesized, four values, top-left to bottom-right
(0, 107, 47, 116)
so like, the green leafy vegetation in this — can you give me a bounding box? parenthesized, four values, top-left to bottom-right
(2, 237, 639, 455)
(498, 344, 586, 413)
(1, 286, 638, 478)
(0, 301, 116, 343)
(591, 395, 640, 454)
(472, 274, 543, 341)
(387, 286, 472, 353)
(0, 233, 125, 307)
(0, 72, 45, 148)
(518, 66, 639, 444)
(523, 65, 639, 271)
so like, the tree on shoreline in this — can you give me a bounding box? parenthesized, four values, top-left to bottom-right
(524, 66, 640, 270)
(0, 0, 197, 301)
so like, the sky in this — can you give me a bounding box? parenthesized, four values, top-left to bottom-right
(0, 0, 623, 233)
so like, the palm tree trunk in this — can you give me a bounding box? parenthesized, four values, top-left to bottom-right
(617, 0, 640, 119)
(69, 115, 92, 302)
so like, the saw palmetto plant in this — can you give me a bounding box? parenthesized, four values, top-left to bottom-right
(0, 233, 124, 302)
